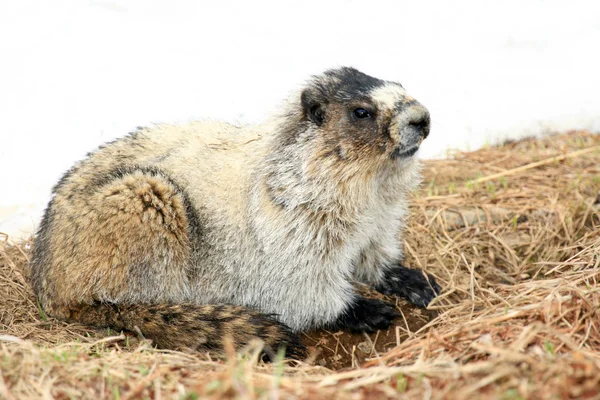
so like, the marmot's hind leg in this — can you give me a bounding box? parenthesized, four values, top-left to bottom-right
(32, 167, 306, 359)
(32, 167, 195, 313)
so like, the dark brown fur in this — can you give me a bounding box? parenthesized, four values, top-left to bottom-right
(66, 302, 306, 358)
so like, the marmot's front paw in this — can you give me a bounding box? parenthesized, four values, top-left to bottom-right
(330, 297, 399, 333)
(376, 264, 440, 308)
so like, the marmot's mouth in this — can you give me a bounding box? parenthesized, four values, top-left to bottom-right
(391, 146, 419, 159)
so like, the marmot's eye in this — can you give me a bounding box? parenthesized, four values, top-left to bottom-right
(353, 108, 371, 119)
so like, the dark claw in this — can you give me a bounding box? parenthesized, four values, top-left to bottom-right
(329, 297, 399, 333)
(376, 264, 440, 308)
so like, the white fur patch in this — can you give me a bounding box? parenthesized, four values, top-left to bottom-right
(370, 83, 407, 109)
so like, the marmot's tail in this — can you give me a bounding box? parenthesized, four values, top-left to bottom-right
(65, 302, 307, 359)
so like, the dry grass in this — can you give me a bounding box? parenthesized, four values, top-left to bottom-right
(1, 131, 599, 399)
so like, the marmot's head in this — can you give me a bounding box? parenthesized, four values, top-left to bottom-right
(298, 67, 430, 165)
(266, 67, 429, 207)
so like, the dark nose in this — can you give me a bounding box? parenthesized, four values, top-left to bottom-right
(407, 107, 431, 139)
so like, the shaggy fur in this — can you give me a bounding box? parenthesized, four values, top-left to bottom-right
(30, 67, 439, 359)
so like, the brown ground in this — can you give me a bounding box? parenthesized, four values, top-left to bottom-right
(1, 130, 599, 399)
(304, 287, 435, 370)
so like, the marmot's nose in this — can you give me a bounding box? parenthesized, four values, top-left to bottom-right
(405, 105, 431, 139)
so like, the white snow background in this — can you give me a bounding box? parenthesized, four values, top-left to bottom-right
(1, 0, 599, 242)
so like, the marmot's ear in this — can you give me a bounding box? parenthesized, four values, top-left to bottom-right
(301, 89, 325, 126)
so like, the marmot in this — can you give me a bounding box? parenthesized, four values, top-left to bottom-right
(31, 67, 439, 359)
